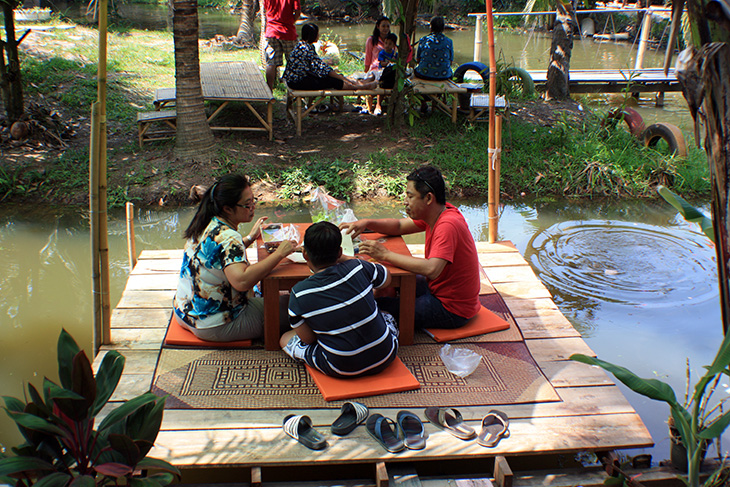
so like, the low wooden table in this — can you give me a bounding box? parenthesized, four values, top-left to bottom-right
(257, 224, 417, 351)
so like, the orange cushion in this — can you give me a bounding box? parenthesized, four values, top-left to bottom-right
(305, 357, 420, 401)
(165, 313, 253, 348)
(424, 305, 511, 343)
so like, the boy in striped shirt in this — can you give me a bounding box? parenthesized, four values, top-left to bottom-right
(280, 222, 399, 378)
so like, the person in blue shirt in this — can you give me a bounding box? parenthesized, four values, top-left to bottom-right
(414, 16, 454, 81)
(377, 33, 398, 67)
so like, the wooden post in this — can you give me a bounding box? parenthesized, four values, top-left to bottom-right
(126, 202, 137, 271)
(494, 456, 513, 487)
(634, 9, 652, 70)
(375, 462, 389, 487)
(251, 466, 262, 487)
(486, 0, 498, 243)
(474, 14, 483, 62)
(97, 0, 111, 346)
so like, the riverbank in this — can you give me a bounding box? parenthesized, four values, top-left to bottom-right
(0, 21, 709, 208)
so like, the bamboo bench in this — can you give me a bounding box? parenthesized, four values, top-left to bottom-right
(153, 88, 176, 110)
(137, 109, 176, 146)
(286, 78, 467, 136)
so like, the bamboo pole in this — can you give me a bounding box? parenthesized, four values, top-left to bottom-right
(89, 102, 102, 352)
(486, 0, 498, 243)
(495, 113, 503, 213)
(634, 11, 652, 70)
(97, 0, 111, 346)
(126, 202, 137, 271)
(474, 15, 483, 62)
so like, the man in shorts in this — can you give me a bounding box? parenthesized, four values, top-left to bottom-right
(262, 0, 301, 90)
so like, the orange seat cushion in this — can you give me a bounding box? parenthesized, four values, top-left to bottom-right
(305, 357, 420, 401)
(165, 313, 253, 348)
(424, 305, 511, 342)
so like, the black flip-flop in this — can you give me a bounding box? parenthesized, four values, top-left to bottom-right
(397, 410, 426, 450)
(366, 413, 405, 453)
(477, 410, 509, 447)
(424, 406, 476, 440)
(331, 401, 369, 436)
(283, 414, 327, 450)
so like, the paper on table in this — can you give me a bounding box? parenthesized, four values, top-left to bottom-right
(341, 229, 355, 257)
(286, 253, 307, 264)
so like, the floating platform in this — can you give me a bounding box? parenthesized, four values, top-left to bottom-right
(93, 241, 655, 485)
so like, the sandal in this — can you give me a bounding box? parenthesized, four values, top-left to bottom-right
(397, 410, 426, 450)
(331, 401, 369, 436)
(283, 414, 327, 450)
(477, 410, 509, 448)
(424, 407, 476, 440)
(366, 413, 405, 453)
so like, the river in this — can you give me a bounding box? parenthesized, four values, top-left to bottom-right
(0, 198, 724, 467)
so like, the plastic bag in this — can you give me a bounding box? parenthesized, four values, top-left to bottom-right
(262, 224, 301, 253)
(439, 344, 481, 378)
(309, 186, 355, 225)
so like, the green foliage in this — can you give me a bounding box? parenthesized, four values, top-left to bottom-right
(657, 186, 714, 242)
(0, 329, 179, 487)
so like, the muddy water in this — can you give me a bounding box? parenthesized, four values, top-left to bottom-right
(0, 198, 723, 465)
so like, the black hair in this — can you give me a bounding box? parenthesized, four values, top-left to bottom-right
(430, 16, 445, 33)
(301, 23, 319, 43)
(384, 33, 398, 44)
(183, 174, 251, 241)
(371, 16, 390, 44)
(303, 221, 342, 268)
(407, 165, 446, 204)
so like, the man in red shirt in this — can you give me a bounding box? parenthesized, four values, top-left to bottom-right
(340, 165, 481, 329)
(263, 0, 301, 90)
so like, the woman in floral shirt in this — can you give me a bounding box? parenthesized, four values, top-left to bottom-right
(414, 16, 454, 81)
(283, 23, 378, 91)
(173, 174, 296, 341)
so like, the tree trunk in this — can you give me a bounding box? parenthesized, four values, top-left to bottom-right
(385, 0, 418, 131)
(546, 1, 575, 100)
(172, 0, 215, 162)
(1, 2, 24, 123)
(236, 0, 257, 47)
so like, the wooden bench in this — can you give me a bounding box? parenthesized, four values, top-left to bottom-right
(153, 88, 176, 110)
(286, 78, 467, 136)
(137, 109, 176, 147)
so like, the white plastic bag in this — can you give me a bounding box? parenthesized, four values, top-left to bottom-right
(439, 344, 481, 378)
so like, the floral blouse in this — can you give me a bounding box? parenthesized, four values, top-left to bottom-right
(282, 41, 332, 84)
(174, 217, 249, 329)
(415, 32, 454, 79)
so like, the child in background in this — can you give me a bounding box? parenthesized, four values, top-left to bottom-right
(280, 221, 399, 378)
(378, 33, 398, 67)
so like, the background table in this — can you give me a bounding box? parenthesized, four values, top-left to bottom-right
(257, 224, 417, 351)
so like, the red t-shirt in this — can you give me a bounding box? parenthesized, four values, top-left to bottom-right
(414, 203, 481, 319)
(263, 0, 300, 40)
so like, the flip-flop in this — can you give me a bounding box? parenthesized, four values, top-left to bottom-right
(331, 401, 369, 436)
(366, 413, 405, 453)
(424, 407, 476, 440)
(283, 414, 327, 450)
(477, 410, 509, 448)
(397, 410, 427, 450)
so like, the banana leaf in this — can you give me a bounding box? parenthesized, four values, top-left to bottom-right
(657, 186, 714, 243)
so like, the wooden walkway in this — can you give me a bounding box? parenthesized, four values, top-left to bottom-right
(93, 242, 653, 483)
(526, 68, 680, 95)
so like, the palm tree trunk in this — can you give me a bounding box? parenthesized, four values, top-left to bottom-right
(236, 0, 257, 47)
(546, 1, 575, 100)
(1, 3, 24, 123)
(173, 0, 215, 162)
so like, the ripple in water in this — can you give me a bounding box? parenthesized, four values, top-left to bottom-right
(527, 221, 718, 308)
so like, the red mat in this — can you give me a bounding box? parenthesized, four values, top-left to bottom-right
(164, 313, 253, 348)
(423, 305, 511, 343)
(305, 357, 420, 401)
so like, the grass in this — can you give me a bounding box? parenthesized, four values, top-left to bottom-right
(3, 20, 713, 207)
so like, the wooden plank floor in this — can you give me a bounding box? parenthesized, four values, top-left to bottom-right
(93, 241, 652, 477)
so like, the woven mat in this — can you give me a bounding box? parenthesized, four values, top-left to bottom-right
(414, 293, 523, 343)
(152, 342, 559, 410)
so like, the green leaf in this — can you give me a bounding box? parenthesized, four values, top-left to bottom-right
(34, 472, 73, 487)
(58, 329, 81, 390)
(127, 396, 166, 448)
(91, 351, 124, 417)
(0, 456, 55, 476)
(71, 351, 96, 406)
(136, 457, 181, 476)
(109, 433, 140, 465)
(68, 475, 96, 487)
(146, 472, 178, 486)
(700, 410, 730, 439)
(656, 186, 714, 243)
(3, 396, 26, 412)
(5, 410, 68, 437)
(570, 354, 679, 405)
(130, 477, 164, 487)
(98, 393, 158, 432)
(28, 383, 51, 416)
(44, 379, 84, 401)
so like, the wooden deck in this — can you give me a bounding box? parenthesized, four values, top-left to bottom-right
(93, 241, 653, 483)
(526, 68, 680, 95)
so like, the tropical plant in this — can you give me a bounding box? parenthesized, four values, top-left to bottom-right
(0, 329, 179, 487)
(657, 185, 714, 243)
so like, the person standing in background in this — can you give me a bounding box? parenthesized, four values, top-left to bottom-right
(262, 0, 301, 90)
